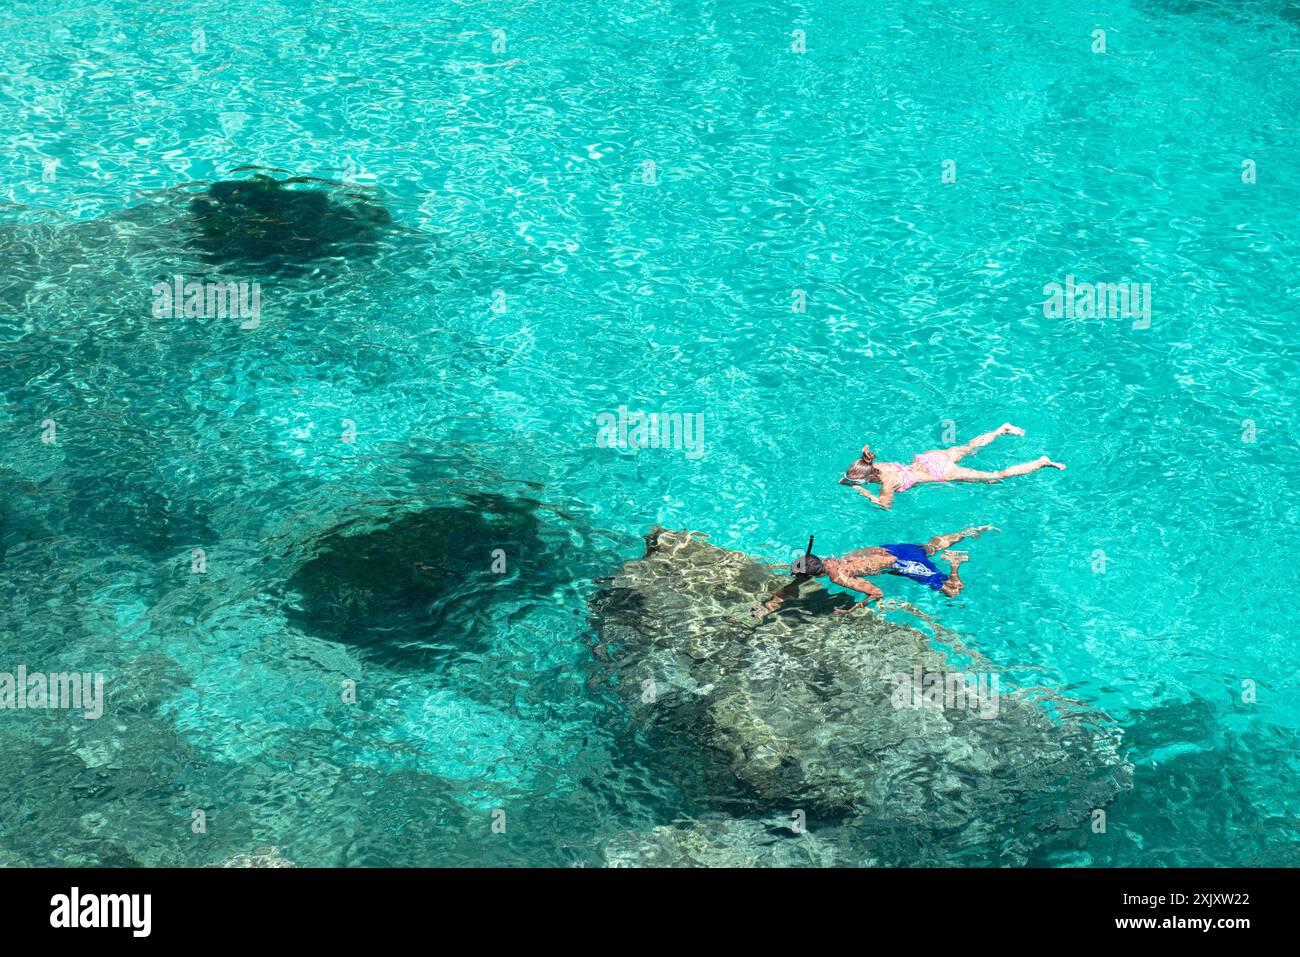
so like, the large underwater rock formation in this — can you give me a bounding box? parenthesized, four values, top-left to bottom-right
(602, 816, 845, 867)
(220, 846, 296, 868)
(282, 494, 578, 671)
(185, 172, 399, 274)
(0, 168, 412, 317)
(589, 529, 1132, 865)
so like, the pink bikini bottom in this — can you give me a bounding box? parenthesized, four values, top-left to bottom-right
(890, 453, 952, 492)
(914, 452, 953, 480)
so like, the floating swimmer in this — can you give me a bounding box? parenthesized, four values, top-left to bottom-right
(839, 424, 1064, 509)
(752, 527, 996, 617)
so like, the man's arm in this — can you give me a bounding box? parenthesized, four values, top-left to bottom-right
(751, 575, 810, 618)
(827, 566, 885, 611)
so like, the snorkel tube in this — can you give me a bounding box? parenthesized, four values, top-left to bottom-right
(791, 535, 824, 577)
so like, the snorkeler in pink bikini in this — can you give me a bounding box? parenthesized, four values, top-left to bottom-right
(840, 423, 1065, 509)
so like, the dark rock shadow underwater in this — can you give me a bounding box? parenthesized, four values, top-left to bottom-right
(281, 493, 591, 672)
(588, 528, 1134, 866)
(1, 165, 541, 323)
(0, 170, 545, 567)
(183, 170, 401, 276)
(1, 168, 412, 310)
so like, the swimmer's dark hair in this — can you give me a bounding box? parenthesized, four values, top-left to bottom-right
(790, 535, 825, 577)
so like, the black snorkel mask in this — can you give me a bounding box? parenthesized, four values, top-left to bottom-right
(790, 535, 825, 577)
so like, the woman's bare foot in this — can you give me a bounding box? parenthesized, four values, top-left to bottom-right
(1040, 456, 1066, 470)
(999, 423, 1025, 436)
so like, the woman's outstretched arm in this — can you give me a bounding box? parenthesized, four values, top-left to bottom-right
(856, 484, 894, 509)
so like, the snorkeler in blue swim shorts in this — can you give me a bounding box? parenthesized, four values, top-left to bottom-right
(753, 526, 997, 617)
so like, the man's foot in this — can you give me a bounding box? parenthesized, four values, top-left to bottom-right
(1040, 456, 1066, 470)
(966, 525, 999, 537)
(999, 423, 1025, 436)
(940, 550, 969, 566)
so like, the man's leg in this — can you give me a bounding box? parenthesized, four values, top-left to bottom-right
(922, 525, 996, 556)
(938, 551, 969, 597)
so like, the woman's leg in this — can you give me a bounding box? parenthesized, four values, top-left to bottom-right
(945, 466, 1005, 484)
(936, 423, 1024, 463)
(997, 455, 1066, 476)
(948, 456, 1064, 483)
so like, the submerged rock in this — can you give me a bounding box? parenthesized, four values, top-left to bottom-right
(602, 817, 847, 868)
(0, 168, 408, 313)
(589, 529, 1132, 865)
(185, 172, 398, 274)
(0, 468, 53, 564)
(283, 494, 574, 670)
(220, 846, 296, 868)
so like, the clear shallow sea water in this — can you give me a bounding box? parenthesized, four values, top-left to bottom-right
(0, 0, 1297, 866)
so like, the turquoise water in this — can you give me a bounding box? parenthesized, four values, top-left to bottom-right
(1, 0, 1298, 866)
